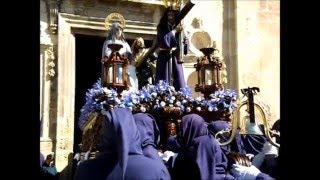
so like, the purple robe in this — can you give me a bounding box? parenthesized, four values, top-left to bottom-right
(272, 119, 280, 144)
(74, 153, 118, 180)
(271, 120, 280, 132)
(155, 22, 186, 90)
(75, 108, 170, 180)
(255, 121, 279, 180)
(259, 157, 278, 180)
(240, 135, 266, 155)
(167, 135, 180, 152)
(239, 124, 267, 155)
(133, 113, 163, 161)
(40, 152, 44, 167)
(173, 114, 234, 180)
(208, 121, 267, 155)
(207, 121, 246, 154)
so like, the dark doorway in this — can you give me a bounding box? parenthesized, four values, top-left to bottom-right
(74, 34, 105, 152)
(72, 33, 153, 179)
(74, 34, 154, 152)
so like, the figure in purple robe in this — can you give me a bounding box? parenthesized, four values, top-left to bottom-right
(173, 114, 234, 180)
(209, 122, 276, 180)
(40, 152, 44, 167)
(271, 120, 280, 131)
(167, 135, 180, 152)
(40, 152, 47, 179)
(155, 7, 187, 91)
(132, 113, 163, 161)
(251, 123, 279, 180)
(271, 119, 280, 144)
(240, 126, 267, 155)
(74, 108, 170, 180)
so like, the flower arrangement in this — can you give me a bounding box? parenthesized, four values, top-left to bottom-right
(78, 79, 238, 130)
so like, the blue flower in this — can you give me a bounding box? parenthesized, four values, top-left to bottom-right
(78, 79, 238, 130)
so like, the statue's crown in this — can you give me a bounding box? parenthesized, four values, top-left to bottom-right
(163, 0, 182, 11)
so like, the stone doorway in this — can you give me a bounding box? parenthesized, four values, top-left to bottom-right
(73, 34, 154, 151)
(56, 13, 157, 179)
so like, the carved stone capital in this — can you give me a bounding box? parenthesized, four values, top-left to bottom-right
(48, 0, 61, 34)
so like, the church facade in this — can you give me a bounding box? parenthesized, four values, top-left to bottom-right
(40, 0, 279, 179)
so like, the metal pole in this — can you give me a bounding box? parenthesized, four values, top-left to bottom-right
(168, 50, 173, 85)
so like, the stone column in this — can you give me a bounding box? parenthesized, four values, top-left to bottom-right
(55, 14, 76, 180)
(222, 0, 238, 91)
(40, 19, 56, 153)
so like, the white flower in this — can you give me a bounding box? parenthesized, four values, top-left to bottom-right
(131, 94, 137, 99)
(186, 107, 191, 112)
(114, 98, 121, 104)
(140, 106, 146, 112)
(160, 101, 166, 107)
(218, 94, 224, 98)
(196, 107, 201, 111)
(132, 99, 138, 104)
(103, 87, 111, 94)
(151, 92, 157, 97)
(175, 101, 181, 106)
(211, 98, 219, 103)
(121, 90, 130, 96)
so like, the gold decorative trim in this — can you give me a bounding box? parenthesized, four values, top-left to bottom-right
(105, 13, 126, 31)
(162, 0, 181, 10)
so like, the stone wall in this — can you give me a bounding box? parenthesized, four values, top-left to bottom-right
(237, 0, 280, 122)
(183, 0, 280, 123)
(60, 0, 164, 25)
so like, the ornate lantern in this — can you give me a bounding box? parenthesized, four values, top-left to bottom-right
(194, 47, 223, 98)
(102, 43, 129, 92)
